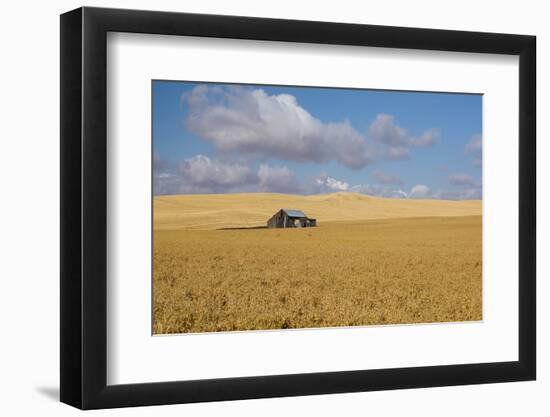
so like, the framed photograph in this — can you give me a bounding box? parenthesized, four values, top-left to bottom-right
(60, 6, 536, 409)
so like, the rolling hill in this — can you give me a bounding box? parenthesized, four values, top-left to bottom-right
(153, 192, 481, 230)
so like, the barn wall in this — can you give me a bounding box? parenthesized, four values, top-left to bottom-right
(267, 211, 317, 228)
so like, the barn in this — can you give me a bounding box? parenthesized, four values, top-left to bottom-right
(267, 209, 317, 228)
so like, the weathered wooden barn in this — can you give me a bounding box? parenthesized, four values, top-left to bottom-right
(267, 209, 317, 228)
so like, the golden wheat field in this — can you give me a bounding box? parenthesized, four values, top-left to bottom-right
(153, 192, 482, 334)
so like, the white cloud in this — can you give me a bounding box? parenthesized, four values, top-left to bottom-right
(153, 151, 180, 195)
(350, 183, 409, 199)
(393, 190, 410, 199)
(462, 187, 482, 199)
(177, 155, 257, 194)
(410, 128, 441, 147)
(258, 164, 300, 193)
(183, 86, 439, 168)
(372, 169, 403, 185)
(435, 187, 482, 200)
(408, 184, 432, 199)
(313, 174, 350, 192)
(444, 171, 481, 200)
(311, 174, 411, 199)
(184, 86, 374, 169)
(384, 146, 410, 160)
(465, 133, 482, 166)
(367, 114, 440, 160)
(155, 155, 481, 201)
(367, 113, 409, 146)
(465, 133, 482, 153)
(448, 173, 479, 187)
(315, 176, 479, 200)
(154, 154, 301, 195)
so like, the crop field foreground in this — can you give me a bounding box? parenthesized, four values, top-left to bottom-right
(153, 192, 482, 334)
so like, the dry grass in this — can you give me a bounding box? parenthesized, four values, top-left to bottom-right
(154, 191, 481, 230)
(153, 193, 482, 334)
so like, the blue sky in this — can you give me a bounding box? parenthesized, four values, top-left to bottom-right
(153, 80, 482, 199)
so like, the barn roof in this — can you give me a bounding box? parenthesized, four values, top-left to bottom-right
(282, 209, 307, 218)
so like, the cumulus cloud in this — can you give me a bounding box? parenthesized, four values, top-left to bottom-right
(408, 184, 432, 199)
(465, 133, 482, 153)
(310, 174, 429, 200)
(444, 172, 481, 200)
(182, 86, 439, 168)
(154, 154, 300, 195)
(177, 155, 257, 194)
(367, 113, 409, 146)
(435, 188, 482, 200)
(347, 182, 431, 199)
(257, 164, 301, 193)
(184, 86, 374, 169)
(367, 114, 440, 160)
(448, 173, 479, 187)
(319, 176, 479, 200)
(410, 129, 441, 147)
(372, 169, 403, 185)
(462, 187, 482, 199)
(437, 166, 481, 200)
(350, 183, 409, 199)
(155, 154, 481, 200)
(153, 151, 181, 195)
(312, 174, 351, 193)
(465, 133, 482, 167)
(384, 146, 410, 160)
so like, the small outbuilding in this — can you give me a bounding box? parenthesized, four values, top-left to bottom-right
(267, 209, 317, 228)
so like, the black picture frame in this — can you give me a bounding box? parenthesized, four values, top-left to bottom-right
(60, 6, 536, 410)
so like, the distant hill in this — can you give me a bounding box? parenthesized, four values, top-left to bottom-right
(154, 192, 481, 230)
